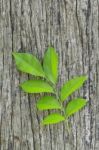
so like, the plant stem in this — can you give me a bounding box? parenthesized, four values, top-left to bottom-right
(47, 81, 71, 132)
(54, 88, 66, 117)
(45, 79, 66, 117)
(65, 119, 70, 133)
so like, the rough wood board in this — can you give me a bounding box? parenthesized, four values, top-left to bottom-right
(0, 0, 98, 149)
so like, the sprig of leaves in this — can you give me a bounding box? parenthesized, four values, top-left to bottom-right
(12, 47, 88, 127)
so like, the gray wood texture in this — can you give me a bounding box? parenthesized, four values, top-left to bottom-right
(0, 0, 99, 149)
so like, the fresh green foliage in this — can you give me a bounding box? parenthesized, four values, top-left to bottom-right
(60, 76, 87, 101)
(65, 98, 87, 118)
(37, 96, 61, 110)
(43, 47, 58, 84)
(20, 80, 54, 93)
(12, 47, 88, 127)
(12, 52, 45, 77)
(42, 113, 65, 125)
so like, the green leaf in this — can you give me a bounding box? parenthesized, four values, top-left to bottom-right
(65, 98, 87, 118)
(43, 47, 58, 84)
(42, 113, 65, 125)
(60, 76, 87, 101)
(20, 80, 54, 93)
(12, 52, 45, 77)
(37, 96, 61, 110)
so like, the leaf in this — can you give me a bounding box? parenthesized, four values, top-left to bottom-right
(37, 96, 61, 110)
(20, 80, 54, 93)
(42, 113, 65, 125)
(12, 52, 45, 77)
(60, 76, 87, 101)
(43, 47, 58, 84)
(65, 98, 87, 117)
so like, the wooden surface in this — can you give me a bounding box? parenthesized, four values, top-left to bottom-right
(0, 0, 99, 149)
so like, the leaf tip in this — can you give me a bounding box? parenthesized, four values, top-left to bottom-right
(12, 52, 15, 57)
(84, 75, 88, 79)
(19, 83, 22, 88)
(12, 51, 18, 55)
(81, 75, 88, 81)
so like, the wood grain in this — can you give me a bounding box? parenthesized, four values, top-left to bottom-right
(0, 0, 98, 149)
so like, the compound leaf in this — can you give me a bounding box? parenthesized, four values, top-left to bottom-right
(43, 47, 58, 84)
(20, 80, 54, 93)
(12, 52, 45, 77)
(42, 113, 65, 125)
(61, 76, 87, 101)
(37, 96, 61, 110)
(65, 98, 87, 117)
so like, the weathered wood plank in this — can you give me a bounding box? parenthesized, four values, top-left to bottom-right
(0, 0, 98, 149)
